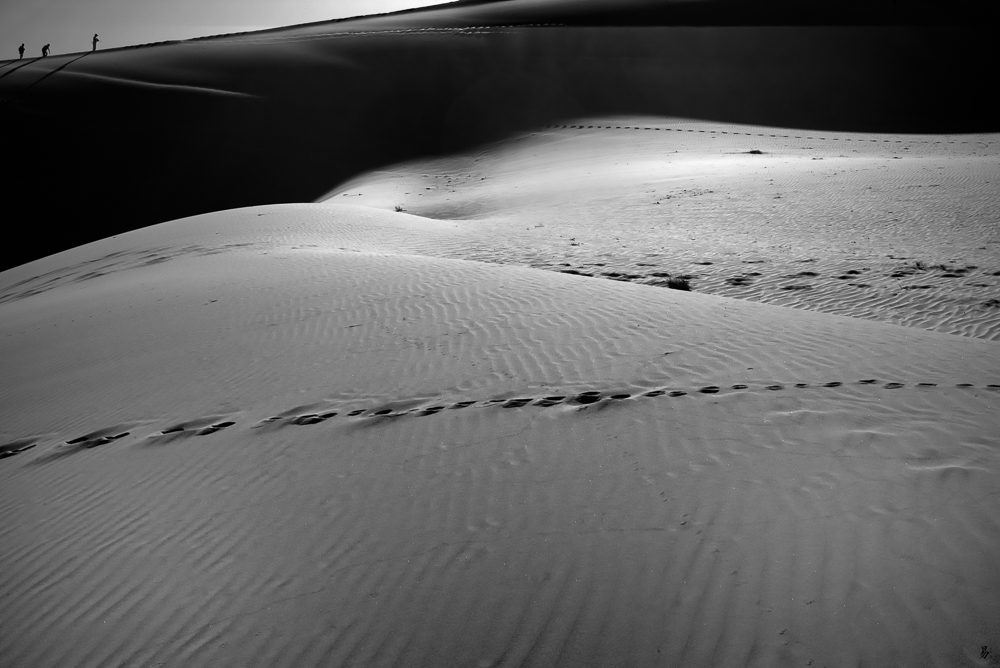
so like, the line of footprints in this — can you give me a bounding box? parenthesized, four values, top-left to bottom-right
(542, 124, 995, 146)
(4, 379, 999, 461)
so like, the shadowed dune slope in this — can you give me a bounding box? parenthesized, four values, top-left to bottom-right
(1, 1, 997, 270)
(444, 0, 998, 24)
(1, 203, 999, 666)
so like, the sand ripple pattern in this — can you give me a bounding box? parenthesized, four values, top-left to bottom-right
(2, 189, 999, 667)
(2, 381, 998, 667)
(329, 119, 1000, 340)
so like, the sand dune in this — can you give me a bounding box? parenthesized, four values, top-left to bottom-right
(2, 204, 1000, 666)
(435, 0, 997, 25)
(3, 1, 1000, 666)
(1, 4, 997, 271)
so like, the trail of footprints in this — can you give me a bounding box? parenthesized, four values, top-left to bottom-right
(541, 124, 996, 147)
(4, 380, 998, 462)
(253, 379, 999, 429)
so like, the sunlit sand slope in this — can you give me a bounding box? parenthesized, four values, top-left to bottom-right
(329, 118, 1000, 340)
(2, 204, 998, 667)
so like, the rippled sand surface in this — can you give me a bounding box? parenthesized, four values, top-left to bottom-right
(329, 118, 1000, 340)
(2, 200, 999, 667)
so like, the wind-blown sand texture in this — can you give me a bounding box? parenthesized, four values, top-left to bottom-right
(328, 119, 1000, 340)
(2, 1, 1000, 667)
(3, 202, 1000, 667)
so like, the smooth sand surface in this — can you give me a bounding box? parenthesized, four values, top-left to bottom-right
(2, 200, 999, 667)
(2, 1, 1000, 666)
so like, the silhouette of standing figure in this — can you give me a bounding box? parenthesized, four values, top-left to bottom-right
(18, 43, 24, 59)
(42, 44, 50, 57)
(92, 34, 99, 51)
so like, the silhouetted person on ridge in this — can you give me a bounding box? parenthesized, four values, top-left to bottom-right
(18, 43, 24, 59)
(92, 34, 99, 51)
(41, 44, 50, 57)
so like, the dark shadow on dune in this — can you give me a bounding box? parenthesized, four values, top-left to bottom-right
(0, 53, 91, 106)
(0, 57, 43, 82)
(0, 14, 997, 271)
(451, 0, 997, 26)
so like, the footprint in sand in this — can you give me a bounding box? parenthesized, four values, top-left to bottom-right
(502, 398, 535, 408)
(197, 421, 236, 434)
(254, 408, 338, 429)
(157, 420, 236, 436)
(290, 414, 336, 426)
(0, 439, 37, 460)
(533, 396, 566, 407)
(573, 391, 603, 404)
(66, 431, 130, 448)
(14, 430, 137, 464)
